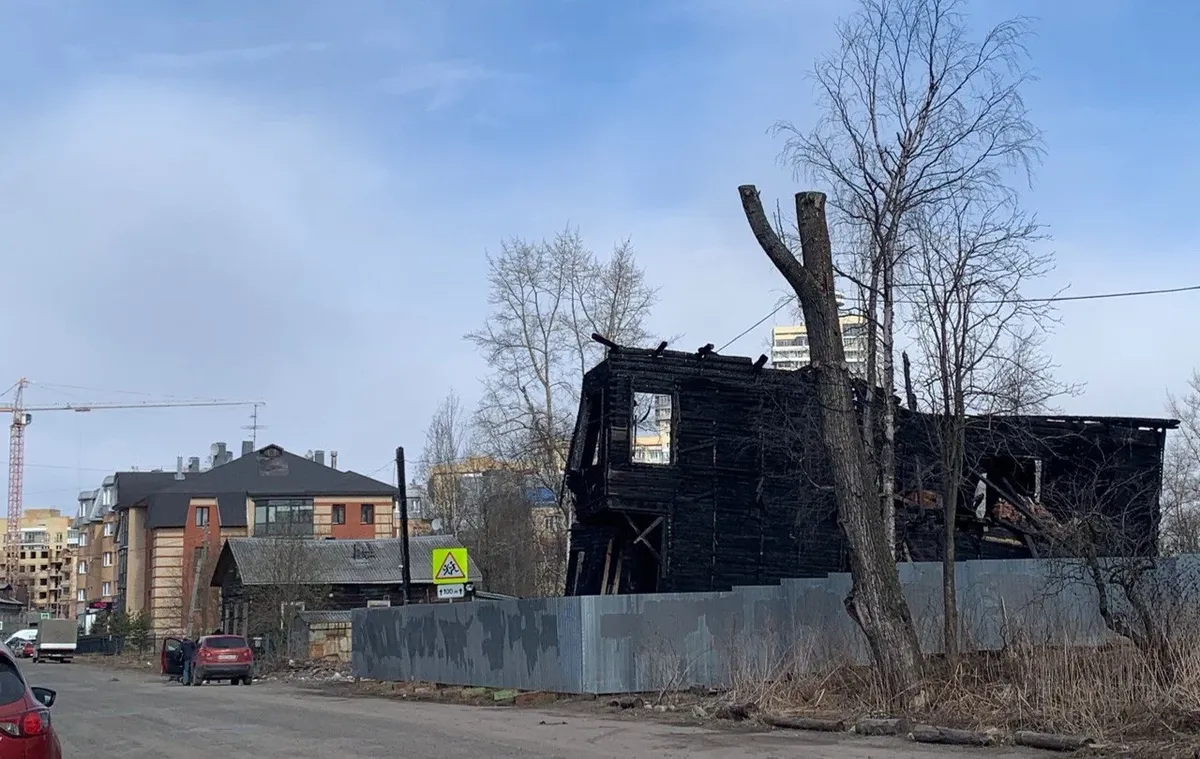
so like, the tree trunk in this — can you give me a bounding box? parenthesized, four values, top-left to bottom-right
(739, 185, 924, 704)
(940, 416, 963, 666)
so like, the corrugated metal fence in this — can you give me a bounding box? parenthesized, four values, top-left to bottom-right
(353, 556, 1189, 694)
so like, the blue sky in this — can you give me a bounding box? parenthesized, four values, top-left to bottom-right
(1, 0, 1198, 507)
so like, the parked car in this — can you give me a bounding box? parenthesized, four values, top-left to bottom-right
(18, 642, 34, 660)
(161, 634, 254, 685)
(0, 644, 60, 757)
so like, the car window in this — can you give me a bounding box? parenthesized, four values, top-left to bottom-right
(202, 636, 247, 649)
(0, 660, 26, 706)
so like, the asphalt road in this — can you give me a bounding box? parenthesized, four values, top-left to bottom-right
(26, 661, 1042, 758)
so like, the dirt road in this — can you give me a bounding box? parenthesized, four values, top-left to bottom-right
(33, 662, 1041, 758)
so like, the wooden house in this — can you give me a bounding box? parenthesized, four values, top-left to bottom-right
(563, 343, 1177, 596)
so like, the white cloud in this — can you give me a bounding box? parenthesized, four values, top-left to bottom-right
(0, 79, 487, 499)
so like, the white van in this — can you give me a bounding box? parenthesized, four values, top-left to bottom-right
(4, 629, 37, 655)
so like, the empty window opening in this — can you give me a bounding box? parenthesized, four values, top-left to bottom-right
(631, 391, 673, 466)
(570, 392, 604, 470)
(977, 455, 1045, 524)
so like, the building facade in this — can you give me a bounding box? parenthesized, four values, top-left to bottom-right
(770, 313, 882, 379)
(0, 508, 76, 618)
(110, 443, 396, 638)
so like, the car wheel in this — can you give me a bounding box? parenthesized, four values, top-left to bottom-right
(241, 677, 252, 686)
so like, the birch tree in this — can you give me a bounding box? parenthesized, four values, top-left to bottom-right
(904, 188, 1051, 662)
(419, 390, 472, 535)
(776, 0, 1042, 550)
(467, 229, 659, 516)
(466, 229, 659, 589)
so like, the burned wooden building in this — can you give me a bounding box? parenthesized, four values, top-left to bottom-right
(563, 343, 1177, 596)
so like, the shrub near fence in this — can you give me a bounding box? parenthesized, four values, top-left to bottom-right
(352, 556, 1162, 695)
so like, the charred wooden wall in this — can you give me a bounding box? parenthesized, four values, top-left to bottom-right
(564, 346, 1175, 597)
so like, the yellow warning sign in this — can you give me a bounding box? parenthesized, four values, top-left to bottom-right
(431, 547, 469, 585)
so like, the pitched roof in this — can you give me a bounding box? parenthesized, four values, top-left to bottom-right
(150, 444, 395, 499)
(114, 471, 182, 510)
(132, 445, 394, 529)
(211, 535, 482, 587)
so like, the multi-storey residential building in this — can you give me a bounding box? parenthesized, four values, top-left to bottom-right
(110, 443, 396, 638)
(426, 456, 565, 538)
(770, 312, 883, 380)
(0, 508, 75, 618)
(74, 477, 125, 629)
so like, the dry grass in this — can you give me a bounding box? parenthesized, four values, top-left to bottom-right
(726, 627, 1200, 742)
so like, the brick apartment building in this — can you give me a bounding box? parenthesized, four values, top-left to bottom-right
(79, 443, 395, 638)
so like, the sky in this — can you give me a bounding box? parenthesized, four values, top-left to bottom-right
(1, 0, 1198, 511)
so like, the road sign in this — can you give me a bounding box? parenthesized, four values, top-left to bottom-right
(431, 547, 469, 585)
(437, 584, 465, 600)
(38, 612, 49, 620)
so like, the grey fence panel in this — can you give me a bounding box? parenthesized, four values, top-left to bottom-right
(353, 597, 585, 692)
(353, 557, 1196, 695)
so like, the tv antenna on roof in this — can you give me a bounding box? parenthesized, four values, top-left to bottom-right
(242, 403, 267, 447)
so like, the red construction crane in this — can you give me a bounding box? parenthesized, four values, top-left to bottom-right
(2, 378, 263, 585)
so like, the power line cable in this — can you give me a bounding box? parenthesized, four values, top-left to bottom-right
(718, 283, 1200, 353)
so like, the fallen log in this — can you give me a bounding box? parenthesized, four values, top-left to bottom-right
(712, 702, 756, 721)
(854, 717, 910, 736)
(761, 714, 846, 732)
(908, 724, 998, 746)
(1013, 731, 1097, 752)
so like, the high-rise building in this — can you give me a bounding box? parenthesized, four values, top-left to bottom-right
(769, 295, 883, 380)
(0, 508, 76, 618)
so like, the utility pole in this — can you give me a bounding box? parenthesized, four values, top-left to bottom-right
(396, 447, 411, 605)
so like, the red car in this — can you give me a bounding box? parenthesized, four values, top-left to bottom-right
(162, 634, 254, 685)
(0, 644, 60, 758)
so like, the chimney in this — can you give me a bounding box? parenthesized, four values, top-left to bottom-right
(187, 457, 200, 473)
(330, 451, 338, 470)
(241, 440, 253, 457)
(314, 450, 325, 466)
(214, 442, 229, 465)
(175, 456, 185, 481)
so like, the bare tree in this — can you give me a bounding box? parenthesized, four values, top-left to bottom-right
(776, 0, 1042, 552)
(904, 188, 1051, 662)
(981, 326, 1082, 415)
(466, 229, 659, 588)
(456, 470, 542, 596)
(238, 536, 334, 662)
(419, 390, 472, 535)
(740, 185, 924, 705)
(1163, 372, 1200, 555)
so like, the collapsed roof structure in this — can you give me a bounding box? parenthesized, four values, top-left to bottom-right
(563, 341, 1177, 596)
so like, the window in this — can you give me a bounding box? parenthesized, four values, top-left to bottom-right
(78, 532, 88, 547)
(253, 498, 314, 537)
(102, 552, 113, 568)
(332, 504, 346, 525)
(631, 391, 674, 466)
(202, 635, 248, 650)
(360, 504, 375, 525)
(77, 561, 87, 575)
(76, 589, 85, 602)
(195, 506, 210, 528)
(0, 660, 27, 707)
(103, 523, 114, 537)
(102, 582, 112, 597)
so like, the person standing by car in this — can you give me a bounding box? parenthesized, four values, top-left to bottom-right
(180, 636, 197, 686)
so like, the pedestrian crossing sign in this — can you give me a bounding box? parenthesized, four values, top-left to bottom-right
(432, 547, 469, 585)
